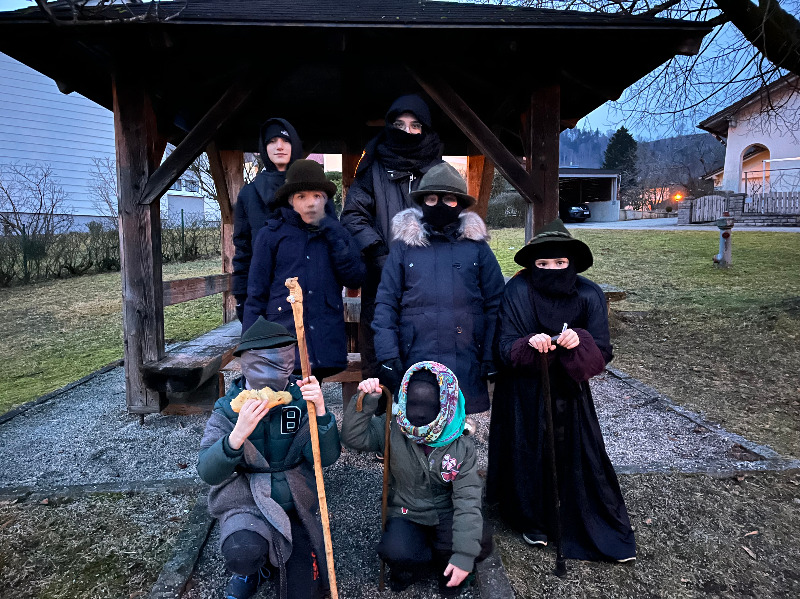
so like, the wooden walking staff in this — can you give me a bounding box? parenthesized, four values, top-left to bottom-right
(355, 384, 394, 591)
(285, 277, 339, 599)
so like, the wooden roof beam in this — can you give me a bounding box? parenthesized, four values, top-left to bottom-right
(139, 78, 252, 205)
(407, 64, 541, 207)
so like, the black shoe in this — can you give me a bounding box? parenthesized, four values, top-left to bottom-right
(225, 573, 259, 599)
(388, 567, 421, 592)
(522, 531, 548, 546)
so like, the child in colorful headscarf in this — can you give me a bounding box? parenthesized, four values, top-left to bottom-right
(341, 361, 492, 597)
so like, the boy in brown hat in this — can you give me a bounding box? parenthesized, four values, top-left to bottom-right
(243, 159, 365, 380)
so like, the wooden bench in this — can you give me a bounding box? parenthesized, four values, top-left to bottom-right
(141, 274, 240, 413)
(598, 283, 627, 314)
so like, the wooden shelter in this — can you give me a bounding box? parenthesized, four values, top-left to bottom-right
(0, 0, 711, 413)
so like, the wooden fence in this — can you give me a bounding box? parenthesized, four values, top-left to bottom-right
(692, 195, 728, 223)
(745, 192, 800, 214)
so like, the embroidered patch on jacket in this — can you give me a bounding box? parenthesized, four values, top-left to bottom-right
(281, 406, 302, 435)
(401, 507, 408, 514)
(441, 453, 462, 482)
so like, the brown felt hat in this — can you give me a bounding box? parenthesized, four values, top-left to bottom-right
(409, 162, 476, 208)
(513, 218, 593, 273)
(273, 159, 338, 206)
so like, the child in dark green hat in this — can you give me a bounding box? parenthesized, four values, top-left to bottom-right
(197, 316, 340, 599)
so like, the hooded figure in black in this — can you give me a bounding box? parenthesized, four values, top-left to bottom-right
(232, 118, 303, 320)
(340, 95, 444, 379)
(487, 219, 636, 562)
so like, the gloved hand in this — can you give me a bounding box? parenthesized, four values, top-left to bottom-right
(480, 360, 497, 383)
(378, 357, 404, 396)
(235, 296, 246, 322)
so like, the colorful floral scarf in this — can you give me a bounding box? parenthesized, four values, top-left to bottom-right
(395, 361, 465, 447)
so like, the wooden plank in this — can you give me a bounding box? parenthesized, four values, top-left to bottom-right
(525, 85, 561, 236)
(343, 296, 361, 323)
(139, 80, 252, 206)
(163, 273, 231, 306)
(324, 353, 363, 384)
(113, 72, 167, 414)
(407, 65, 541, 209)
(467, 155, 494, 221)
(341, 149, 362, 202)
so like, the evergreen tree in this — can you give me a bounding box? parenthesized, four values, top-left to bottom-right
(602, 126, 638, 204)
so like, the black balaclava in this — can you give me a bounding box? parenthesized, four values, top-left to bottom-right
(405, 369, 441, 427)
(367, 95, 442, 173)
(526, 244, 583, 334)
(421, 200, 464, 231)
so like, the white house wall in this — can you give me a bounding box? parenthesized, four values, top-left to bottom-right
(721, 85, 800, 193)
(0, 52, 116, 220)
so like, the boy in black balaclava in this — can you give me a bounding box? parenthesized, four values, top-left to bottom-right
(370, 163, 505, 415)
(340, 95, 444, 381)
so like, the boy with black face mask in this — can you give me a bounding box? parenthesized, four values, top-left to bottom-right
(341, 362, 492, 597)
(371, 162, 505, 415)
(197, 317, 341, 599)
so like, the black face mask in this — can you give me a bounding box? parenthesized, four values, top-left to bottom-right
(406, 381, 440, 426)
(528, 264, 578, 297)
(421, 203, 463, 230)
(385, 127, 425, 150)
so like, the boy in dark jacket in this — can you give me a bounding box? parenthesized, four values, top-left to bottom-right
(340, 95, 444, 380)
(341, 361, 492, 597)
(371, 162, 505, 414)
(198, 317, 341, 599)
(243, 160, 365, 379)
(233, 118, 303, 321)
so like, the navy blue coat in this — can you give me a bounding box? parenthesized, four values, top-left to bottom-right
(232, 118, 303, 299)
(372, 209, 505, 413)
(243, 204, 365, 373)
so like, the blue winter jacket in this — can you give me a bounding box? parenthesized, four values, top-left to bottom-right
(243, 204, 365, 373)
(372, 208, 505, 413)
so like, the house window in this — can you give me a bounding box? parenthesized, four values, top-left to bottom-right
(170, 179, 182, 191)
(184, 179, 199, 193)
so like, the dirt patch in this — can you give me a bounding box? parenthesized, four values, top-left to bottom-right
(495, 470, 800, 599)
(0, 490, 197, 599)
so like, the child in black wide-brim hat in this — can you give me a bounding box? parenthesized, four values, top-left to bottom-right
(487, 218, 637, 563)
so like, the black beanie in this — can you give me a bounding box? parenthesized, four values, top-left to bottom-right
(262, 121, 292, 144)
(385, 94, 433, 130)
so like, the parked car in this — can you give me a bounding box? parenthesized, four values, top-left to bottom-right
(559, 202, 591, 222)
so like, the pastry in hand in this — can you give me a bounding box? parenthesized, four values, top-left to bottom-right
(230, 386, 293, 413)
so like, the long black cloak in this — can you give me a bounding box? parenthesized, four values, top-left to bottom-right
(487, 271, 636, 561)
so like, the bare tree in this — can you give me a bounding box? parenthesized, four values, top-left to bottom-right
(88, 156, 118, 224)
(477, 1, 800, 131)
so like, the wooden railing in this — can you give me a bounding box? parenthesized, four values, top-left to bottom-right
(745, 192, 800, 214)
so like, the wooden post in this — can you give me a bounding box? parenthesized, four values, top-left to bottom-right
(466, 155, 494, 221)
(524, 85, 561, 239)
(341, 146, 363, 203)
(208, 144, 245, 322)
(113, 73, 167, 414)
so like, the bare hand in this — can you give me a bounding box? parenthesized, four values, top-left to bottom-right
(528, 333, 556, 353)
(358, 377, 382, 395)
(298, 376, 326, 416)
(556, 328, 580, 350)
(443, 562, 470, 587)
(229, 398, 271, 449)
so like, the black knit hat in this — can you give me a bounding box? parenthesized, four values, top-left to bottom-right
(234, 316, 296, 356)
(385, 94, 433, 129)
(262, 121, 292, 144)
(409, 162, 476, 208)
(273, 159, 338, 206)
(513, 218, 594, 272)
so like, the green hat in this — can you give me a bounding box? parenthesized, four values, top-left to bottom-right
(234, 316, 297, 355)
(409, 162, 476, 208)
(513, 218, 593, 273)
(273, 159, 338, 206)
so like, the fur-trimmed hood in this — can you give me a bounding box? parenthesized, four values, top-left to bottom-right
(391, 208, 489, 247)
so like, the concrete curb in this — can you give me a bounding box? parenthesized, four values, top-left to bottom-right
(0, 359, 123, 426)
(150, 494, 215, 599)
(476, 549, 516, 599)
(606, 366, 800, 471)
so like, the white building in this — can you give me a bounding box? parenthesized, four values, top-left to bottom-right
(698, 75, 800, 197)
(0, 52, 205, 229)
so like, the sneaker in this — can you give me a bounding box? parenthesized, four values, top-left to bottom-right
(224, 573, 259, 599)
(617, 556, 637, 563)
(374, 451, 385, 463)
(522, 532, 548, 546)
(463, 417, 477, 436)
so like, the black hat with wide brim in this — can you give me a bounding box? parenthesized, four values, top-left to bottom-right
(273, 159, 338, 207)
(513, 218, 594, 273)
(409, 162, 476, 208)
(234, 316, 297, 355)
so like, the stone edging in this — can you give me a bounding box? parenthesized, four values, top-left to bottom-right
(0, 359, 124, 426)
(605, 366, 800, 471)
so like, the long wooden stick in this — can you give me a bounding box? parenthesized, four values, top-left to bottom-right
(285, 277, 338, 599)
(356, 385, 393, 591)
(540, 351, 566, 577)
